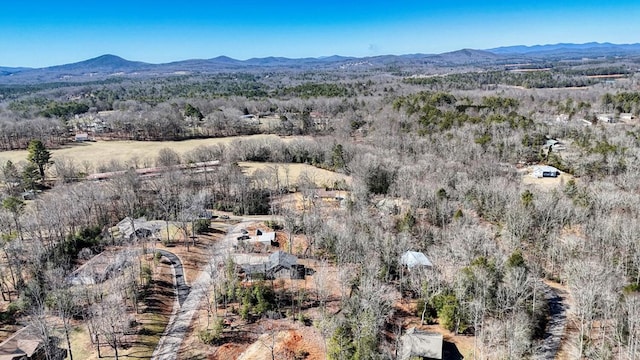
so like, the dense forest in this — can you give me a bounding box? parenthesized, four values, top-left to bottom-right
(1, 58, 640, 359)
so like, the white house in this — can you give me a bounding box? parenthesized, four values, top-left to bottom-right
(532, 165, 560, 178)
(597, 113, 615, 123)
(253, 229, 277, 245)
(75, 133, 90, 142)
(620, 113, 636, 122)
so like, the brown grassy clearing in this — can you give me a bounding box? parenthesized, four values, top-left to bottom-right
(521, 167, 575, 191)
(585, 74, 626, 79)
(238, 162, 350, 189)
(0, 134, 304, 172)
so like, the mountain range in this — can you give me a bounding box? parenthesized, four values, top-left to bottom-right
(488, 42, 640, 58)
(2, 42, 639, 84)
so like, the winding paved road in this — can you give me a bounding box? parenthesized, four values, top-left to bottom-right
(151, 220, 248, 360)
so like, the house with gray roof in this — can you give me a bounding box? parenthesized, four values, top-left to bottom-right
(399, 327, 443, 360)
(240, 251, 298, 280)
(114, 217, 162, 241)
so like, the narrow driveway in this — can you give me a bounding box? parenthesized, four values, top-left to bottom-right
(533, 283, 568, 360)
(155, 249, 190, 306)
(151, 220, 250, 360)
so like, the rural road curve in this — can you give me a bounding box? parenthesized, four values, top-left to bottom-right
(533, 283, 568, 360)
(151, 219, 253, 360)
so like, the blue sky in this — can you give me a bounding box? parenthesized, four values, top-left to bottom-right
(1, 0, 638, 67)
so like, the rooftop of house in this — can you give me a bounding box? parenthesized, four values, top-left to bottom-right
(400, 327, 443, 360)
(0, 327, 42, 360)
(268, 250, 297, 270)
(240, 251, 298, 277)
(253, 231, 276, 244)
(401, 251, 433, 269)
(115, 217, 163, 239)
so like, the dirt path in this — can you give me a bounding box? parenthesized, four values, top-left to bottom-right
(151, 219, 262, 360)
(533, 281, 569, 360)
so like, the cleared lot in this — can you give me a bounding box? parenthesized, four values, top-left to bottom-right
(239, 161, 350, 188)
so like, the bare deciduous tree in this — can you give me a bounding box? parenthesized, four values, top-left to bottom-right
(92, 293, 132, 360)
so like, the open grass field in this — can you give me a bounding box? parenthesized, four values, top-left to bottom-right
(0, 134, 305, 172)
(238, 161, 351, 188)
(0, 135, 350, 189)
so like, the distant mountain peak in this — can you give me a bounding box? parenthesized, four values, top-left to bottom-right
(429, 48, 501, 64)
(45, 54, 148, 72)
(208, 55, 240, 63)
(445, 48, 499, 57)
(92, 54, 125, 60)
(80, 54, 132, 65)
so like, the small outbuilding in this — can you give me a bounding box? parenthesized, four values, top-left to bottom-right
(400, 251, 433, 269)
(20, 191, 36, 201)
(532, 165, 560, 178)
(399, 327, 443, 360)
(253, 231, 277, 246)
(74, 133, 90, 142)
(597, 113, 615, 123)
(620, 113, 636, 122)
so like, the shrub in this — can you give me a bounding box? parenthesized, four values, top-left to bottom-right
(366, 165, 394, 195)
(265, 220, 283, 230)
(141, 265, 152, 287)
(431, 293, 467, 333)
(193, 219, 210, 234)
(623, 283, 640, 294)
(199, 319, 225, 344)
(78, 247, 93, 260)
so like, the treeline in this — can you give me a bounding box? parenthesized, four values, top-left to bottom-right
(404, 70, 598, 90)
(392, 91, 532, 135)
(602, 91, 640, 114)
(0, 116, 68, 151)
(0, 75, 380, 149)
(4, 74, 373, 115)
(40, 101, 90, 118)
(564, 66, 630, 76)
(276, 83, 350, 98)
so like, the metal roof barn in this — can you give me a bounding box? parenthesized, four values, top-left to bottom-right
(401, 251, 433, 269)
